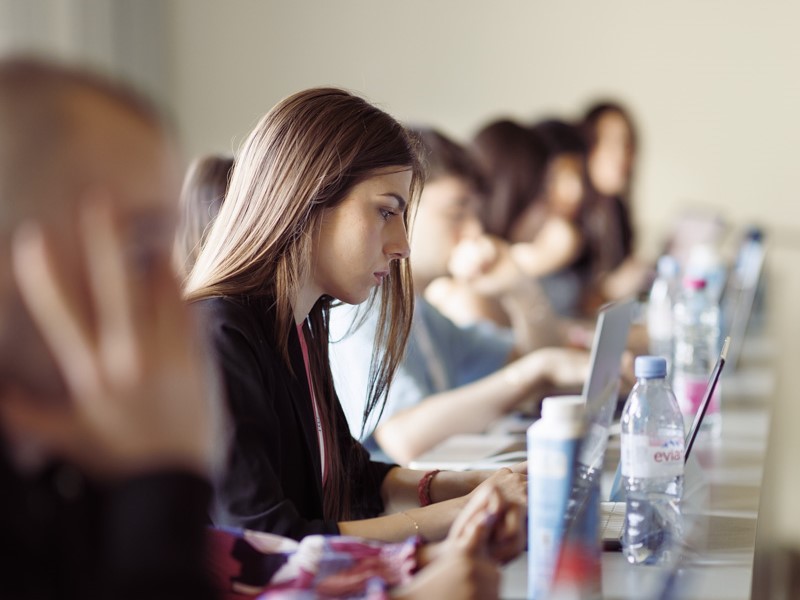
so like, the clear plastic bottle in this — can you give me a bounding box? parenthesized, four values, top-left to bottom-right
(646, 255, 680, 376)
(685, 242, 727, 304)
(528, 396, 585, 600)
(672, 277, 721, 437)
(621, 356, 685, 565)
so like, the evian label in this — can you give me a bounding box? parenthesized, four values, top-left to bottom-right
(621, 434, 684, 478)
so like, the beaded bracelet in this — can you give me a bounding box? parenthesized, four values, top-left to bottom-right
(417, 469, 441, 507)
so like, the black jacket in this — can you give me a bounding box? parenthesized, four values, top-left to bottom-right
(0, 444, 215, 600)
(197, 295, 396, 540)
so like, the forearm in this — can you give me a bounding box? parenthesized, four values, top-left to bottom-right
(510, 241, 573, 278)
(338, 496, 468, 542)
(374, 354, 549, 464)
(381, 466, 485, 506)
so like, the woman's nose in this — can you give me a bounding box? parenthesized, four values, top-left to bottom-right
(385, 220, 410, 260)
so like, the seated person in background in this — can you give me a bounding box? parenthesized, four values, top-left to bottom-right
(506, 118, 590, 318)
(413, 127, 567, 351)
(330, 127, 590, 466)
(173, 154, 234, 279)
(185, 88, 527, 544)
(581, 101, 651, 311)
(0, 57, 219, 600)
(468, 118, 586, 318)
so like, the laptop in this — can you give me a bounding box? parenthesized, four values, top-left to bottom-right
(600, 337, 730, 551)
(720, 231, 766, 371)
(408, 299, 635, 471)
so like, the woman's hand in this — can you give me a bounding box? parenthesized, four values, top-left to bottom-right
(452, 481, 525, 565)
(535, 347, 592, 388)
(0, 195, 222, 479)
(401, 484, 517, 600)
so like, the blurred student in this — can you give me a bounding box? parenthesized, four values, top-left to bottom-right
(0, 57, 218, 600)
(468, 118, 590, 318)
(174, 154, 234, 279)
(330, 128, 589, 466)
(470, 118, 547, 243)
(508, 119, 590, 317)
(581, 101, 650, 308)
(185, 88, 527, 544)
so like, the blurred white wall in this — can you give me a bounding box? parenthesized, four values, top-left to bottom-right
(0, 0, 170, 114)
(166, 0, 800, 257)
(2, 1, 797, 255)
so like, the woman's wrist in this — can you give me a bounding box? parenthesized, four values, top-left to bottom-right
(429, 469, 485, 503)
(418, 469, 441, 506)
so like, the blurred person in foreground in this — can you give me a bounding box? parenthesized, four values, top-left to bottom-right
(0, 57, 220, 599)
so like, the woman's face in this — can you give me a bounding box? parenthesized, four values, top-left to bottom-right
(587, 111, 634, 197)
(545, 154, 584, 220)
(311, 168, 412, 305)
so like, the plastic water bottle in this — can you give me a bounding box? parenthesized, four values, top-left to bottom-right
(673, 277, 721, 437)
(685, 242, 727, 304)
(621, 356, 685, 565)
(528, 396, 584, 600)
(646, 255, 680, 375)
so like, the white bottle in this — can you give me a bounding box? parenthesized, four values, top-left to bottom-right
(621, 356, 685, 565)
(685, 242, 727, 304)
(528, 396, 585, 600)
(646, 255, 680, 375)
(673, 276, 721, 437)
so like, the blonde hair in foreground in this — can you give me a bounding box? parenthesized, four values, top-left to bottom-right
(185, 87, 423, 520)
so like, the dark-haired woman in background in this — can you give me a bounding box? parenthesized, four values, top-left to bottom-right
(466, 118, 589, 318)
(581, 101, 650, 309)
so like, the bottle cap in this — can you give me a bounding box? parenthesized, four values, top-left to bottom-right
(541, 395, 584, 421)
(745, 226, 764, 243)
(634, 355, 668, 378)
(683, 276, 707, 290)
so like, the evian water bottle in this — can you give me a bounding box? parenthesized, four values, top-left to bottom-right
(673, 276, 721, 437)
(621, 356, 685, 565)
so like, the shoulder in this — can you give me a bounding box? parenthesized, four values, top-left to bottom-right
(195, 295, 276, 336)
(193, 295, 281, 363)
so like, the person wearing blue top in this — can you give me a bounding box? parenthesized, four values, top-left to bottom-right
(330, 129, 590, 466)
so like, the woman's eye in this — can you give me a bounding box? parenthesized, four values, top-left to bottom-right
(380, 208, 395, 221)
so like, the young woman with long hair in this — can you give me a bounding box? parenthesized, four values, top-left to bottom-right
(581, 101, 650, 307)
(185, 88, 526, 544)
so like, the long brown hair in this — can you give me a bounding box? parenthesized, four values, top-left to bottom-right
(185, 88, 423, 520)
